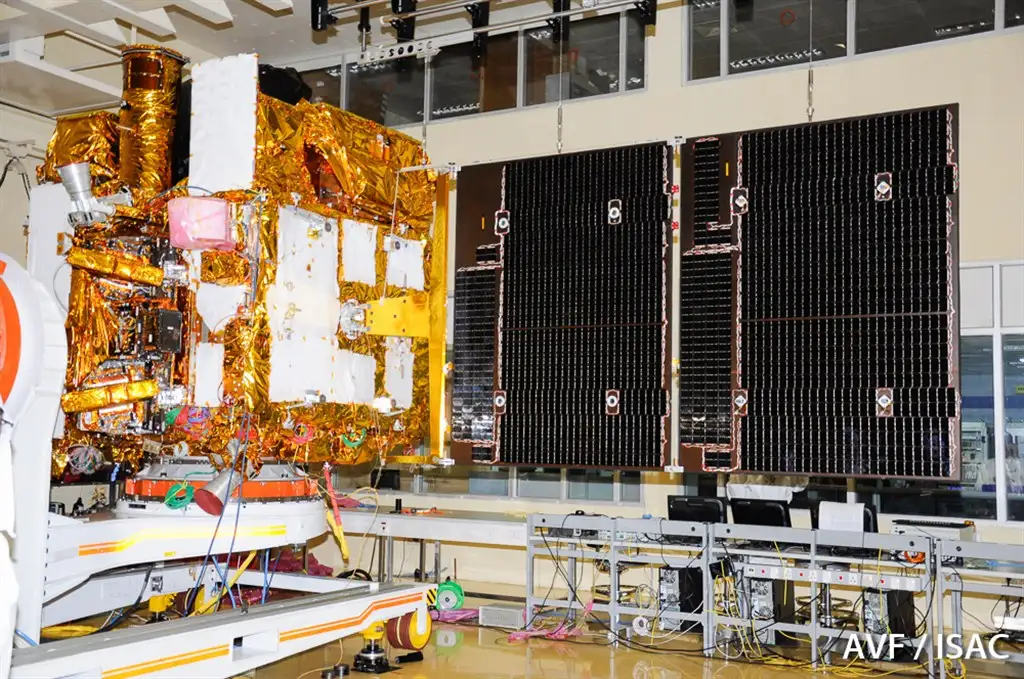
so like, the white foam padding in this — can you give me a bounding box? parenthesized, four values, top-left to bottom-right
(341, 219, 378, 285)
(194, 343, 224, 407)
(267, 207, 375, 404)
(26, 183, 73, 318)
(386, 237, 425, 290)
(188, 53, 258, 195)
(196, 282, 246, 332)
(384, 337, 414, 409)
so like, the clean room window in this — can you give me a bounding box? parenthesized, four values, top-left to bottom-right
(688, 0, 721, 80)
(855, 0, 994, 54)
(524, 13, 629, 106)
(728, 0, 847, 74)
(429, 32, 519, 120)
(1003, 335, 1024, 521)
(346, 59, 425, 126)
(300, 67, 342, 107)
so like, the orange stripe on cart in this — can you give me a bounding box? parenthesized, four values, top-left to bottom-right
(280, 593, 424, 643)
(102, 644, 230, 679)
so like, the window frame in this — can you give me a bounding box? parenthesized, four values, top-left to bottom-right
(684, 0, 1023, 83)
(296, 8, 647, 129)
(388, 466, 645, 505)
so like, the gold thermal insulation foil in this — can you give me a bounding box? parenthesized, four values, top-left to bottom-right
(66, 247, 165, 287)
(118, 44, 187, 202)
(62, 379, 160, 413)
(37, 111, 120, 190)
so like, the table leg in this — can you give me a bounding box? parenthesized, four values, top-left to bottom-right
(434, 541, 442, 584)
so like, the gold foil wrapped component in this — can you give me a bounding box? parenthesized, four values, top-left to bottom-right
(256, 95, 313, 198)
(119, 45, 186, 203)
(301, 105, 435, 230)
(201, 252, 251, 286)
(37, 112, 119, 188)
(62, 378, 159, 413)
(65, 270, 117, 386)
(66, 247, 164, 286)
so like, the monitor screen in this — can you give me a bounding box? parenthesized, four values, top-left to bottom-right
(668, 496, 726, 523)
(729, 498, 792, 528)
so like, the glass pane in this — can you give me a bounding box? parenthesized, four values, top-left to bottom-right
(625, 10, 646, 90)
(729, 0, 847, 74)
(855, 336, 997, 519)
(301, 67, 342, 108)
(525, 14, 621, 106)
(621, 471, 642, 502)
(856, 0, 994, 55)
(346, 60, 425, 126)
(1009, 0, 1024, 27)
(1003, 335, 1024, 521)
(689, 0, 721, 80)
(430, 33, 518, 120)
(517, 467, 562, 499)
(790, 478, 847, 510)
(568, 469, 614, 501)
(420, 466, 510, 496)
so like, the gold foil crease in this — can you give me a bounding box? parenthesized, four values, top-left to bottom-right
(66, 247, 164, 286)
(301, 104, 435, 230)
(119, 45, 186, 202)
(62, 379, 160, 413)
(37, 112, 119, 190)
(65, 270, 117, 386)
(200, 252, 251, 286)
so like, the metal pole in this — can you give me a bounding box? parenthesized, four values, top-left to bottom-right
(379, 0, 486, 24)
(418, 540, 426, 581)
(376, 536, 386, 581)
(384, 536, 394, 583)
(434, 540, 442, 584)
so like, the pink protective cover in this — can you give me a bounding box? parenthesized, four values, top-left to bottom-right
(168, 196, 234, 251)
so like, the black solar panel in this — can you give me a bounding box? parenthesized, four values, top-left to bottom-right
(737, 106, 959, 478)
(496, 143, 670, 468)
(451, 266, 499, 445)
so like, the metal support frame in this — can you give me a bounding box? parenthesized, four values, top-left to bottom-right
(525, 512, 1024, 673)
(12, 584, 431, 679)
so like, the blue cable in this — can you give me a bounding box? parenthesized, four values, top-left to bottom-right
(261, 549, 271, 604)
(184, 426, 244, 614)
(15, 629, 38, 646)
(216, 413, 251, 613)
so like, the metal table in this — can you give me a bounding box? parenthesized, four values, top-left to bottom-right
(337, 507, 528, 582)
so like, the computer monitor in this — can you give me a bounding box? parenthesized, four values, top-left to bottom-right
(729, 498, 792, 528)
(810, 501, 878, 533)
(667, 496, 726, 524)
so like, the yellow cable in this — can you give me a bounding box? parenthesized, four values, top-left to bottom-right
(39, 624, 99, 639)
(326, 508, 350, 561)
(192, 550, 257, 616)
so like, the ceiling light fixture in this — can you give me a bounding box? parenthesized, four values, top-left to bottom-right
(730, 47, 822, 71)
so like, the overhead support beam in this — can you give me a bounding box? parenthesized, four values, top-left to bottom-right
(250, 0, 295, 9)
(4, 0, 128, 47)
(59, 0, 177, 37)
(176, 0, 234, 24)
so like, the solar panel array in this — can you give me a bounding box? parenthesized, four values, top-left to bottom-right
(449, 106, 959, 478)
(497, 144, 670, 468)
(451, 259, 499, 446)
(737, 107, 959, 477)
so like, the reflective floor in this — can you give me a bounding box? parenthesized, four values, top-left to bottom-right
(254, 624, 995, 679)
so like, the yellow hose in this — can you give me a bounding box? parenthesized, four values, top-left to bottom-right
(40, 624, 100, 639)
(326, 509, 350, 562)
(192, 550, 257, 616)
